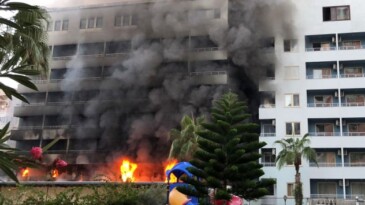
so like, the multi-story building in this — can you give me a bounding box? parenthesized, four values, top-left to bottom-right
(10, 0, 234, 181)
(260, 1, 365, 204)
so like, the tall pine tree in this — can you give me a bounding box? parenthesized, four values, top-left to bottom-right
(177, 92, 275, 204)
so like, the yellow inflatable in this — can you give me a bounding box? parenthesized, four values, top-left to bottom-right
(169, 187, 191, 205)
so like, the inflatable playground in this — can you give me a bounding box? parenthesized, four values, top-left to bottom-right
(166, 162, 243, 205)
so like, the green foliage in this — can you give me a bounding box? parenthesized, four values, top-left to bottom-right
(0, 184, 166, 205)
(177, 92, 275, 203)
(0, 1, 50, 182)
(168, 115, 204, 161)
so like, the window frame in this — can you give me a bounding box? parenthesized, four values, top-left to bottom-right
(323, 5, 351, 22)
(80, 16, 103, 30)
(285, 94, 300, 107)
(284, 39, 298, 52)
(285, 122, 301, 136)
(114, 15, 137, 27)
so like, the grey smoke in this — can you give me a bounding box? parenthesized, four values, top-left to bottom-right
(54, 0, 294, 166)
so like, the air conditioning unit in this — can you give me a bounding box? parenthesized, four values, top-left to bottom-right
(337, 149, 342, 155)
(341, 91, 345, 97)
(332, 36, 336, 43)
(336, 120, 340, 126)
(339, 64, 344, 70)
(344, 150, 348, 155)
(272, 119, 276, 126)
(335, 91, 338, 97)
(333, 64, 337, 69)
(340, 180, 349, 186)
(272, 149, 276, 155)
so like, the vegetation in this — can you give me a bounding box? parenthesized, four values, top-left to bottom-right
(0, 184, 166, 205)
(177, 92, 275, 204)
(168, 115, 204, 161)
(275, 134, 317, 205)
(0, 1, 50, 182)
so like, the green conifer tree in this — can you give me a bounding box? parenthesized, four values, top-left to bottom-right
(177, 92, 275, 204)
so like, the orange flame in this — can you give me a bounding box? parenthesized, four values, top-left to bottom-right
(120, 160, 137, 182)
(51, 169, 59, 178)
(165, 159, 178, 183)
(21, 168, 29, 178)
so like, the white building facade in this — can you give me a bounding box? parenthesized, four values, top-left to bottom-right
(260, 1, 365, 205)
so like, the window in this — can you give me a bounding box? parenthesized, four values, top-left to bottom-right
(349, 153, 365, 166)
(115, 15, 137, 27)
(342, 41, 361, 50)
(284, 66, 299, 79)
(345, 95, 365, 106)
(316, 152, 336, 166)
(62, 19, 69, 30)
(313, 68, 332, 79)
(318, 182, 336, 195)
(351, 182, 365, 196)
(287, 183, 295, 196)
(348, 123, 365, 135)
(314, 95, 333, 107)
(261, 124, 276, 136)
(315, 124, 334, 136)
(48, 19, 69, 32)
(261, 149, 276, 166)
(323, 6, 350, 21)
(284, 39, 298, 52)
(285, 94, 299, 107)
(344, 67, 363, 77)
(286, 122, 300, 136)
(80, 17, 103, 29)
(54, 20, 61, 31)
(262, 179, 276, 195)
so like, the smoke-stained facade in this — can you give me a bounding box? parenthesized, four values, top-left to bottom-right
(11, 0, 293, 181)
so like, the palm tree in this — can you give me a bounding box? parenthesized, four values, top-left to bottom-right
(0, 0, 49, 102)
(275, 134, 317, 205)
(0, 1, 50, 182)
(168, 115, 204, 161)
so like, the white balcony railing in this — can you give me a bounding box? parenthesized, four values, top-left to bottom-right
(259, 104, 275, 108)
(341, 102, 365, 107)
(340, 73, 365, 78)
(308, 132, 340, 137)
(191, 47, 220, 52)
(305, 47, 337, 52)
(190, 71, 226, 76)
(261, 162, 276, 167)
(343, 132, 365, 136)
(309, 162, 342, 167)
(306, 74, 337, 79)
(344, 162, 365, 167)
(15, 126, 43, 130)
(339, 45, 365, 50)
(260, 133, 276, 137)
(310, 194, 344, 199)
(307, 103, 339, 107)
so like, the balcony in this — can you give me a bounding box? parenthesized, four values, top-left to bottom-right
(342, 119, 365, 137)
(305, 34, 337, 52)
(260, 91, 275, 109)
(341, 89, 365, 107)
(306, 61, 338, 79)
(339, 60, 365, 79)
(310, 179, 344, 199)
(338, 32, 365, 51)
(307, 90, 339, 108)
(260, 120, 276, 137)
(261, 148, 276, 167)
(308, 119, 340, 137)
(344, 150, 365, 167)
(310, 149, 342, 167)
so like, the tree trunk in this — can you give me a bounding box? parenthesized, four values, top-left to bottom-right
(295, 172, 303, 205)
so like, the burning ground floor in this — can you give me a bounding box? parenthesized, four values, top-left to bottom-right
(18, 158, 178, 183)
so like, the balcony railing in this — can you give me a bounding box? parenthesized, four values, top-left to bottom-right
(260, 132, 276, 137)
(309, 162, 342, 167)
(191, 47, 220, 52)
(310, 194, 344, 199)
(308, 132, 340, 137)
(43, 125, 69, 129)
(261, 162, 276, 167)
(14, 126, 43, 130)
(259, 104, 275, 108)
(305, 47, 337, 52)
(306, 74, 337, 79)
(307, 103, 339, 107)
(340, 73, 365, 78)
(341, 102, 365, 107)
(344, 162, 365, 167)
(190, 71, 226, 76)
(339, 45, 365, 50)
(343, 132, 365, 136)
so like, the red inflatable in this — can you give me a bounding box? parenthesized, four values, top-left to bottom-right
(214, 195, 243, 205)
